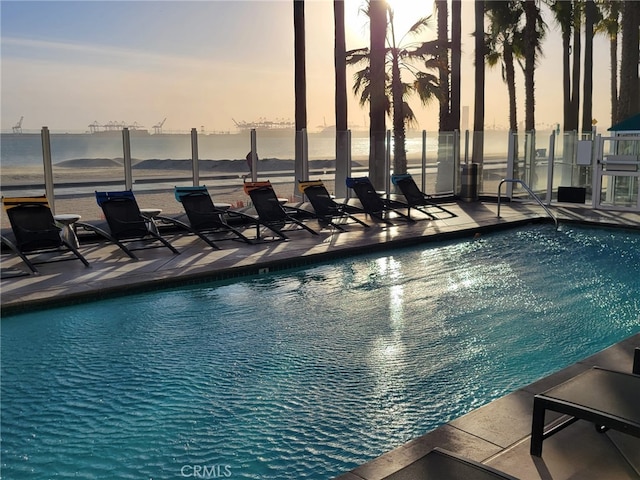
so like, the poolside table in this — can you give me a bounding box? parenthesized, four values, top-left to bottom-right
(140, 208, 162, 235)
(54, 214, 81, 249)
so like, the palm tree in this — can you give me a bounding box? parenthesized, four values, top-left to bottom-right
(472, 0, 485, 164)
(548, 0, 574, 131)
(347, 3, 441, 175)
(334, 0, 349, 196)
(486, 0, 524, 133)
(293, 0, 307, 186)
(433, 0, 461, 132)
(617, 1, 640, 122)
(369, 0, 388, 189)
(581, 0, 600, 133)
(570, 1, 581, 131)
(450, 0, 462, 131)
(436, 0, 451, 130)
(595, 0, 622, 126)
(522, 0, 546, 132)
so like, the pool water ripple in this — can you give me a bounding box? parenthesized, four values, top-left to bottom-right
(2, 225, 639, 479)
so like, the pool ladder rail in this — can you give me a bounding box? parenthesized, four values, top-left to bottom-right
(497, 179, 559, 230)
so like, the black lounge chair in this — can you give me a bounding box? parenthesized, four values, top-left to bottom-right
(382, 448, 519, 480)
(243, 181, 319, 238)
(77, 190, 179, 260)
(298, 180, 369, 231)
(346, 176, 415, 224)
(391, 173, 457, 219)
(530, 366, 640, 456)
(1, 195, 90, 274)
(155, 186, 257, 248)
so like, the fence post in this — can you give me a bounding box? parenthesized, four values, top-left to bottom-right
(421, 130, 427, 192)
(41, 126, 55, 214)
(545, 131, 556, 205)
(250, 128, 258, 182)
(506, 131, 516, 198)
(385, 129, 391, 198)
(122, 128, 132, 190)
(191, 128, 200, 186)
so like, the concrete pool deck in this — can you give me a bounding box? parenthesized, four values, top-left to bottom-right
(1, 199, 639, 479)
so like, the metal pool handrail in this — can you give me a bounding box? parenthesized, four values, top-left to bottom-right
(497, 179, 558, 230)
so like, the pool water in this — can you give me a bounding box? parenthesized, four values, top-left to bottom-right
(2, 225, 639, 479)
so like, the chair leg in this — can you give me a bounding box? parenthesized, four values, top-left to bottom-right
(149, 233, 180, 254)
(346, 214, 370, 228)
(290, 218, 319, 235)
(62, 239, 91, 267)
(530, 399, 545, 457)
(325, 220, 346, 232)
(77, 222, 139, 260)
(224, 225, 254, 244)
(1, 236, 39, 274)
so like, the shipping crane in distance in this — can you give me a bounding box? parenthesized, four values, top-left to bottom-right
(12, 116, 23, 134)
(88, 120, 101, 133)
(153, 118, 167, 134)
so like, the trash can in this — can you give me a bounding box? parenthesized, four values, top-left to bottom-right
(459, 163, 479, 202)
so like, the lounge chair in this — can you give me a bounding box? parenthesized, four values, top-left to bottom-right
(298, 180, 370, 231)
(530, 366, 640, 456)
(1, 195, 90, 274)
(155, 186, 258, 248)
(77, 190, 179, 260)
(382, 448, 519, 480)
(346, 176, 415, 224)
(243, 181, 319, 238)
(391, 173, 457, 220)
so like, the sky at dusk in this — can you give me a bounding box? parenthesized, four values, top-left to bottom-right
(1, 0, 616, 135)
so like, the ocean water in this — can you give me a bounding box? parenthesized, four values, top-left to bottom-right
(2, 224, 639, 479)
(0, 130, 514, 167)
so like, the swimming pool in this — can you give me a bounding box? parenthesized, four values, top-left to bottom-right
(2, 224, 639, 479)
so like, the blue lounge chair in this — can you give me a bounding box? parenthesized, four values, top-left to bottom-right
(77, 190, 179, 260)
(155, 186, 259, 248)
(391, 173, 457, 220)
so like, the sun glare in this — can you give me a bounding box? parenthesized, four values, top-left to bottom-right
(345, 0, 435, 47)
(386, 0, 434, 34)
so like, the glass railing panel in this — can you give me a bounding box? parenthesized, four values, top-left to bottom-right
(479, 131, 510, 196)
(598, 174, 639, 208)
(433, 131, 456, 195)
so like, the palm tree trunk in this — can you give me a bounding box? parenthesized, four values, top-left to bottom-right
(581, 0, 596, 133)
(334, 0, 349, 197)
(569, 2, 581, 131)
(617, 1, 640, 121)
(391, 53, 406, 174)
(524, 0, 537, 132)
(369, 0, 387, 190)
(609, 34, 618, 126)
(451, 0, 462, 131)
(472, 0, 485, 164)
(562, 26, 571, 131)
(293, 0, 307, 189)
(436, 0, 451, 130)
(504, 44, 518, 132)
